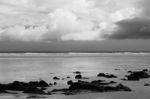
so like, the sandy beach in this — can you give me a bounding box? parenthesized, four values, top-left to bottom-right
(0, 53, 150, 99)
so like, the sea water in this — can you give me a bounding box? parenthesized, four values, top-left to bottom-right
(0, 53, 150, 83)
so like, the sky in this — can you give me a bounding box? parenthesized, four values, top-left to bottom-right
(0, 0, 150, 52)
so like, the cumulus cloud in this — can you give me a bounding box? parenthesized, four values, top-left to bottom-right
(0, 0, 147, 42)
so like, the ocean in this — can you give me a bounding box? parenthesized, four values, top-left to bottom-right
(0, 52, 150, 83)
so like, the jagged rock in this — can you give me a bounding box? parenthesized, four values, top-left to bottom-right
(126, 70, 150, 81)
(143, 69, 148, 72)
(38, 80, 49, 87)
(29, 80, 49, 87)
(67, 80, 73, 85)
(0, 81, 29, 91)
(97, 73, 117, 78)
(75, 74, 82, 79)
(0, 80, 49, 94)
(69, 80, 131, 92)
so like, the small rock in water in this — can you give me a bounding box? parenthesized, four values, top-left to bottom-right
(73, 71, 81, 74)
(53, 77, 60, 80)
(67, 76, 70, 78)
(115, 69, 120, 71)
(54, 82, 57, 85)
(75, 74, 82, 79)
(144, 84, 150, 86)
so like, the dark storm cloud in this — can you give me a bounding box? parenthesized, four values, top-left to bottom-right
(103, 18, 150, 39)
(102, 0, 150, 40)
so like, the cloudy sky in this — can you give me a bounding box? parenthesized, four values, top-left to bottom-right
(0, 0, 150, 52)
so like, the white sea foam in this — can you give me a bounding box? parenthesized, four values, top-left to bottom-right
(0, 52, 149, 57)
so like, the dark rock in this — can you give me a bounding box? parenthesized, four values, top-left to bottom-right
(91, 80, 105, 84)
(29, 80, 49, 87)
(54, 82, 57, 85)
(115, 69, 120, 70)
(97, 73, 117, 78)
(53, 77, 60, 80)
(51, 88, 69, 93)
(0, 88, 8, 93)
(67, 80, 73, 85)
(91, 80, 116, 85)
(128, 71, 133, 73)
(126, 70, 150, 81)
(126, 75, 140, 81)
(110, 81, 117, 84)
(73, 71, 81, 74)
(49, 83, 53, 86)
(75, 74, 82, 79)
(115, 84, 132, 91)
(0, 80, 49, 94)
(0, 81, 29, 91)
(143, 69, 148, 72)
(144, 84, 150, 86)
(66, 76, 70, 78)
(121, 78, 127, 81)
(38, 80, 49, 87)
(27, 95, 46, 98)
(68, 80, 131, 92)
(82, 77, 89, 79)
(23, 86, 46, 94)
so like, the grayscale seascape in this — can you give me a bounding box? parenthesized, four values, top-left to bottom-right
(0, 53, 150, 99)
(0, 0, 150, 98)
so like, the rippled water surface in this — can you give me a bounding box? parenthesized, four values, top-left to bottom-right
(0, 53, 150, 83)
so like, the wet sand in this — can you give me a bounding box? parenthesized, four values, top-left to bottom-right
(0, 53, 150, 99)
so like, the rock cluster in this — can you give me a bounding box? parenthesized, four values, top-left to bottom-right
(0, 80, 49, 94)
(126, 69, 150, 81)
(97, 73, 117, 78)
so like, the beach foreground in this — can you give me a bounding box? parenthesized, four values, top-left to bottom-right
(0, 53, 150, 99)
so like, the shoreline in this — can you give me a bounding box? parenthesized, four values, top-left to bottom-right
(0, 69, 150, 99)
